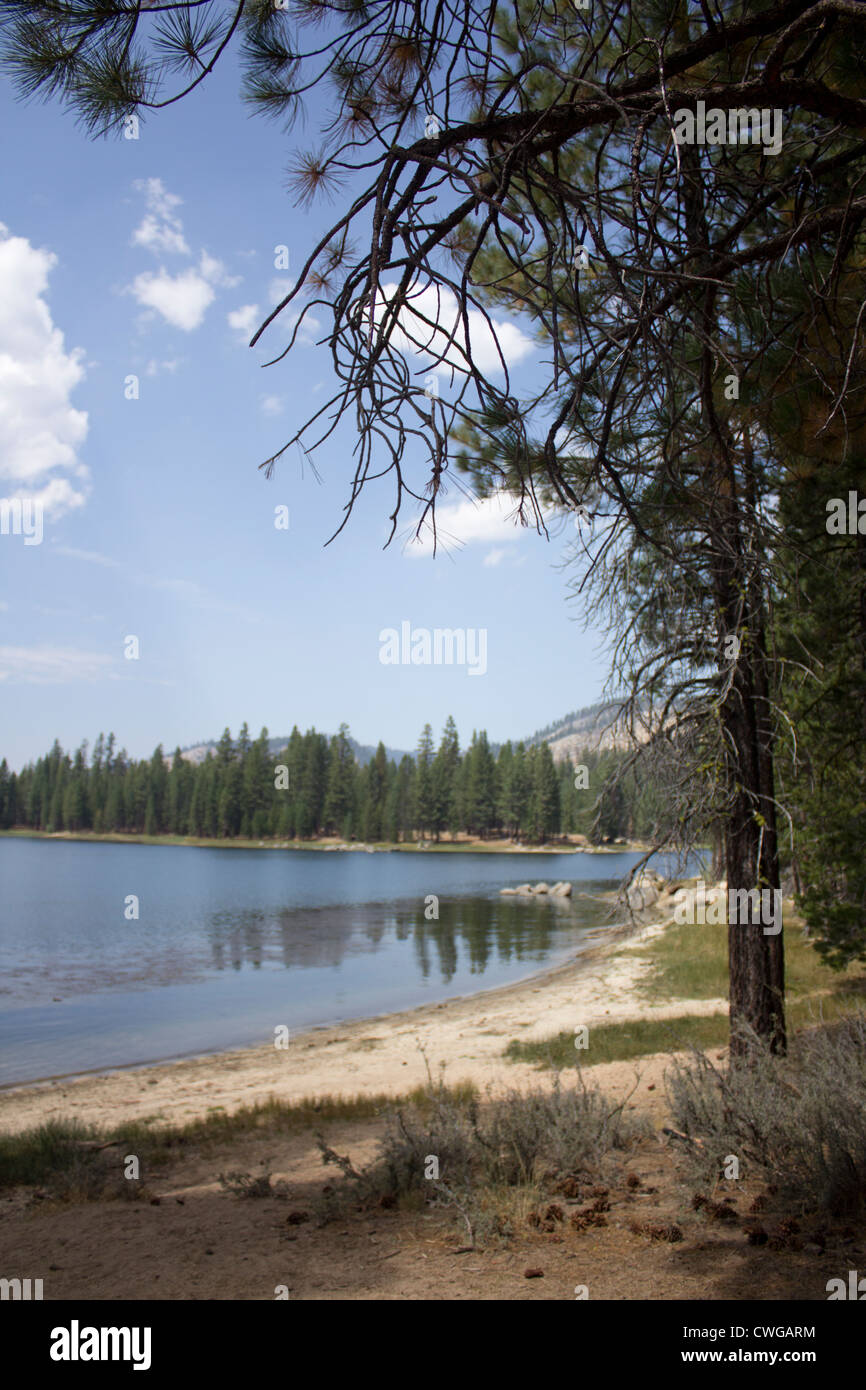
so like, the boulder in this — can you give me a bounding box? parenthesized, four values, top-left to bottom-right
(625, 878, 660, 911)
(532, 882, 550, 894)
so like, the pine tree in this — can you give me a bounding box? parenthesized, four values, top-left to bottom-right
(296, 730, 328, 838)
(413, 724, 435, 838)
(147, 745, 167, 834)
(0, 759, 13, 829)
(430, 715, 460, 841)
(215, 728, 235, 765)
(463, 731, 496, 838)
(243, 727, 272, 838)
(218, 761, 243, 837)
(90, 733, 106, 831)
(323, 724, 356, 836)
(530, 742, 560, 843)
(502, 741, 530, 840)
(362, 742, 389, 842)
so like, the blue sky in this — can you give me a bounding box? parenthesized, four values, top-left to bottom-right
(0, 42, 610, 771)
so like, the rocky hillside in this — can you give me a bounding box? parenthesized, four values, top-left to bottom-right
(525, 702, 642, 763)
(177, 702, 643, 769)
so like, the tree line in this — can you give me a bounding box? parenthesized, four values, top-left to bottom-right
(0, 718, 654, 846)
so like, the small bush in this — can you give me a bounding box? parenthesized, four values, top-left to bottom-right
(315, 1068, 647, 1244)
(0, 1120, 140, 1199)
(666, 1011, 866, 1216)
(218, 1170, 289, 1199)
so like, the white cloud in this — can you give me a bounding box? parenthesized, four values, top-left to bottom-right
(228, 282, 320, 349)
(0, 224, 89, 518)
(130, 251, 233, 332)
(227, 303, 260, 342)
(199, 250, 240, 289)
(260, 394, 284, 416)
(482, 547, 506, 567)
(376, 281, 534, 377)
(131, 178, 189, 256)
(404, 491, 542, 558)
(0, 645, 114, 684)
(145, 357, 181, 377)
(296, 310, 323, 345)
(268, 277, 294, 306)
(128, 181, 240, 331)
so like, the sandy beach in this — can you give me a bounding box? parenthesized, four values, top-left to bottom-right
(7, 884, 854, 1308)
(0, 887, 726, 1135)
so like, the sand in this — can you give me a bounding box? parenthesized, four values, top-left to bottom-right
(0, 890, 726, 1135)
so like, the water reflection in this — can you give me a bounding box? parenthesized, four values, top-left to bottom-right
(203, 893, 613, 986)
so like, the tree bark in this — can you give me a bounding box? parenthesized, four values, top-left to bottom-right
(680, 138, 786, 1056)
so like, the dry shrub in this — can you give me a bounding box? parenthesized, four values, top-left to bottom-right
(315, 1068, 647, 1244)
(667, 1012, 866, 1216)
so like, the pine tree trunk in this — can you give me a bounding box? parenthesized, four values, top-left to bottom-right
(719, 526, 786, 1057)
(680, 135, 787, 1057)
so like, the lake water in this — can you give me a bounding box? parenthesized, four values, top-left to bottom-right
(0, 837, 687, 1086)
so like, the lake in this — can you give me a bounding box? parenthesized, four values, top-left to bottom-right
(0, 837, 686, 1086)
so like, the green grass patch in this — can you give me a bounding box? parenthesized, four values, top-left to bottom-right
(506, 897, 866, 1070)
(505, 1014, 729, 1069)
(632, 902, 866, 1008)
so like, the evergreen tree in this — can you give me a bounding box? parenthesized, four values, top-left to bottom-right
(361, 742, 389, 842)
(215, 727, 235, 765)
(218, 760, 243, 837)
(243, 727, 272, 838)
(501, 740, 531, 840)
(90, 733, 106, 831)
(296, 730, 328, 838)
(430, 715, 460, 840)
(463, 731, 496, 838)
(323, 724, 356, 836)
(778, 453, 866, 967)
(413, 724, 435, 838)
(147, 745, 167, 834)
(0, 759, 13, 829)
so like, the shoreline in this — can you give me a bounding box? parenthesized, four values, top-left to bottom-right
(0, 890, 727, 1136)
(0, 919, 613, 1094)
(0, 828, 655, 855)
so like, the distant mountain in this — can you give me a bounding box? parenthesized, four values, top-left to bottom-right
(177, 734, 411, 767)
(176, 703, 640, 770)
(524, 701, 640, 762)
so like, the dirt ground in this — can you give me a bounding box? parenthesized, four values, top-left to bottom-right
(2, 1051, 862, 1301)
